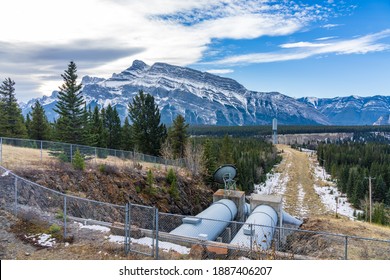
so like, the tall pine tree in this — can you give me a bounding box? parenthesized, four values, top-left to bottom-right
(0, 78, 27, 138)
(128, 90, 166, 156)
(104, 104, 122, 149)
(53, 61, 85, 144)
(29, 100, 50, 140)
(166, 114, 189, 159)
(121, 117, 134, 151)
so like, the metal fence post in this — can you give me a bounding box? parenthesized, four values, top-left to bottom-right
(14, 177, 18, 216)
(155, 207, 159, 260)
(124, 203, 130, 255)
(63, 195, 67, 239)
(344, 236, 348, 260)
(250, 224, 253, 253)
(0, 137, 2, 164)
(70, 144, 73, 163)
(40, 141, 43, 162)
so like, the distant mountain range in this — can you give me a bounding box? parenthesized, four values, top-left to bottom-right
(20, 60, 390, 126)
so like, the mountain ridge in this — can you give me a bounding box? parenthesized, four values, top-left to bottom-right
(20, 60, 389, 126)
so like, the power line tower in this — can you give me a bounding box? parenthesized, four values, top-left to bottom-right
(272, 118, 278, 145)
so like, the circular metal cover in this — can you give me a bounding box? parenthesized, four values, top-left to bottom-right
(213, 164, 237, 184)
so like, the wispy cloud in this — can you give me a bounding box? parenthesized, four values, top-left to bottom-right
(206, 69, 234, 74)
(322, 23, 343, 29)
(210, 29, 390, 65)
(0, 0, 353, 100)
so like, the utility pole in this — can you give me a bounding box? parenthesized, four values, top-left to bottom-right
(364, 176, 375, 223)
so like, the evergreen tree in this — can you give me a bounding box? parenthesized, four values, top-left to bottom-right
(53, 61, 85, 144)
(219, 134, 234, 164)
(202, 139, 217, 183)
(29, 100, 50, 140)
(90, 106, 105, 147)
(128, 91, 166, 156)
(167, 114, 189, 159)
(0, 78, 27, 138)
(121, 117, 134, 150)
(25, 113, 32, 137)
(104, 104, 122, 149)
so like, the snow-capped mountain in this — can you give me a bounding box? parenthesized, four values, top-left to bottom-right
(298, 95, 390, 125)
(21, 60, 330, 125)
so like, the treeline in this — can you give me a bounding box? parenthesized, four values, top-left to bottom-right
(189, 124, 390, 138)
(0, 62, 181, 158)
(318, 143, 390, 224)
(1, 61, 281, 195)
(199, 135, 281, 193)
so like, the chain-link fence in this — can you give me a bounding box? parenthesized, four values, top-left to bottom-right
(0, 137, 185, 170)
(1, 165, 389, 260)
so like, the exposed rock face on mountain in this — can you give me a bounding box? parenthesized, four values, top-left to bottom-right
(21, 60, 390, 126)
(298, 95, 390, 125)
(21, 60, 329, 125)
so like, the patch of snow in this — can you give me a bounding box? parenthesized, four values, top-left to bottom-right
(310, 155, 362, 220)
(108, 235, 190, 255)
(26, 233, 56, 247)
(314, 185, 362, 219)
(75, 222, 111, 233)
(297, 184, 309, 218)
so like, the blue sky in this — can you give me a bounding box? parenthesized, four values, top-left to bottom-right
(1, 0, 389, 102)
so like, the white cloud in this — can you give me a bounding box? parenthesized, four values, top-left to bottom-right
(316, 36, 338, 41)
(322, 23, 343, 29)
(206, 69, 234, 74)
(0, 0, 348, 100)
(280, 42, 331, 48)
(211, 29, 390, 65)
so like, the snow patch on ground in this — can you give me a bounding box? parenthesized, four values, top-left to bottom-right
(311, 156, 362, 220)
(314, 185, 362, 219)
(254, 163, 289, 197)
(297, 184, 309, 218)
(77, 223, 111, 233)
(108, 235, 190, 255)
(25, 233, 56, 247)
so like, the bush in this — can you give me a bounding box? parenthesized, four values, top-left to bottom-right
(168, 179, 180, 201)
(166, 168, 177, 185)
(58, 152, 69, 163)
(145, 170, 157, 195)
(49, 223, 61, 234)
(72, 149, 85, 171)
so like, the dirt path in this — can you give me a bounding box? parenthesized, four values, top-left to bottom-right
(275, 144, 326, 218)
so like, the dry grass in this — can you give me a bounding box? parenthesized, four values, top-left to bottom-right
(1, 144, 183, 175)
(275, 144, 326, 218)
(1, 144, 56, 171)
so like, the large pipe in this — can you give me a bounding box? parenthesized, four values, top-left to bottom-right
(170, 199, 237, 241)
(230, 204, 278, 250)
(282, 211, 303, 226)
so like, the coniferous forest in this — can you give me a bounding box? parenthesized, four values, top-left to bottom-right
(318, 143, 390, 224)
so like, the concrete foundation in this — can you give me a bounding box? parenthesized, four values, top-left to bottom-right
(249, 193, 283, 227)
(213, 189, 246, 222)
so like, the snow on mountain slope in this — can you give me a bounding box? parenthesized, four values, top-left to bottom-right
(21, 60, 330, 125)
(298, 95, 390, 125)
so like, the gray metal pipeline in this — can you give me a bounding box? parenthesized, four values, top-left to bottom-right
(230, 204, 278, 250)
(282, 211, 302, 226)
(170, 199, 237, 241)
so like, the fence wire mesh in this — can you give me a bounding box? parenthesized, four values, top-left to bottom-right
(0, 137, 185, 170)
(1, 163, 390, 260)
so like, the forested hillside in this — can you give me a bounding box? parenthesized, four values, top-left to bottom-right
(317, 143, 390, 224)
(197, 136, 281, 193)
